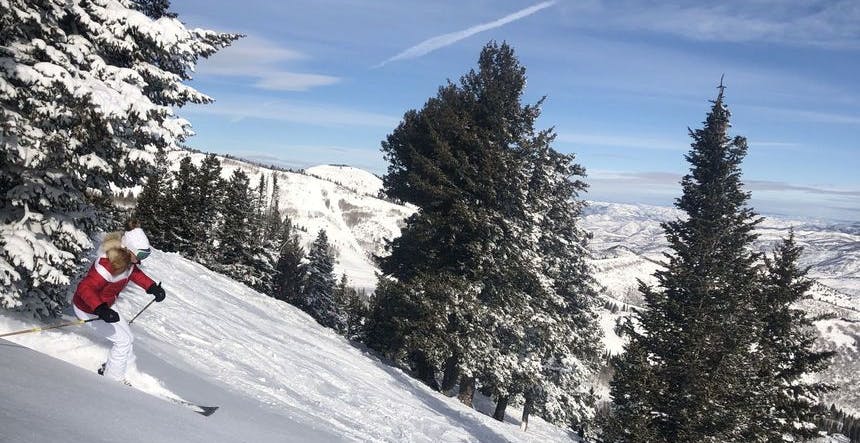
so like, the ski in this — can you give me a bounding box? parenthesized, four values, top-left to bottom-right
(100, 364, 219, 416)
(165, 397, 219, 417)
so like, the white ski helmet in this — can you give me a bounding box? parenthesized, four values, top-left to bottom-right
(122, 227, 151, 260)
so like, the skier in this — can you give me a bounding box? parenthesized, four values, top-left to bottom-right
(72, 228, 166, 382)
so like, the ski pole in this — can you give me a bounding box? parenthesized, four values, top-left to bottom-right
(128, 299, 156, 325)
(0, 318, 100, 338)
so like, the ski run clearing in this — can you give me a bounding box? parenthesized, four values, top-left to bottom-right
(0, 247, 575, 443)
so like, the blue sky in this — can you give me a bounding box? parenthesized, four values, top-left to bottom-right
(173, 0, 859, 222)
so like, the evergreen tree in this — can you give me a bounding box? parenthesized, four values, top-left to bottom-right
(213, 169, 256, 285)
(244, 173, 276, 293)
(0, 0, 238, 317)
(303, 229, 341, 330)
(272, 217, 306, 306)
(605, 86, 764, 442)
(368, 41, 602, 422)
(491, 132, 602, 428)
(265, 174, 283, 239)
(334, 274, 362, 336)
(164, 156, 198, 254)
(251, 174, 267, 245)
(210, 168, 272, 293)
(752, 231, 834, 440)
(132, 0, 177, 19)
(602, 321, 660, 443)
(190, 154, 224, 263)
(133, 159, 170, 249)
(344, 287, 369, 341)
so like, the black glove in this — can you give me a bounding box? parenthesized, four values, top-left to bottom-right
(93, 303, 120, 323)
(147, 282, 166, 302)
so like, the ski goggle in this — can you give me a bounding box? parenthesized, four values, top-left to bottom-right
(135, 248, 151, 261)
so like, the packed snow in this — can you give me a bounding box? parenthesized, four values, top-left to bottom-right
(0, 248, 577, 442)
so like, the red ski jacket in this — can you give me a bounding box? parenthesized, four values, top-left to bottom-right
(73, 256, 155, 313)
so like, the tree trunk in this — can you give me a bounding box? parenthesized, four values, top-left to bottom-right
(411, 351, 439, 391)
(493, 395, 509, 421)
(457, 375, 475, 407)
(520, 395, 534, 432)
(441, 354, 459, 392)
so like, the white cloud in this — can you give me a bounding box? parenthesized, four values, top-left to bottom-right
(196, 35, 339, 91)
(254, 72, 340, 91)
(739, 105, 860, 126)
(184, 95, 398, 128)
(557, 132, 686, 151)
(562, 0, 860, 49)
(376, 1, 557, 67)
(584, 169, 860, 221)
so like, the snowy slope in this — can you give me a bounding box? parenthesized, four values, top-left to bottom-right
(0, 249, 576, 442)
(0, 338, 336, 443)
(160, 152, 414, 290)
(306, 164, 384, 196)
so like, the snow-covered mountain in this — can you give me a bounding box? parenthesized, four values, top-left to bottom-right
(135, 152, 860, 414)
(579, 202, 860, 414)
(160, 153, 414, 290)
(1, 247, 576, 442)
(582, 201, 860, 302)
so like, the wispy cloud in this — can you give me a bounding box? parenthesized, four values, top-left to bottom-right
(196, 35, 339, 91)
(557, 132, 686, 151)
(739, 105, 860, 126)
(584, 169, 860, 221)
(376, 1, 557, 67)
(562, 0, 860, 49)
(559, 132, 808, 153)
(183, 94, 398, 128)
(589, 170, 860, 198)
(747, 180, 860, 197)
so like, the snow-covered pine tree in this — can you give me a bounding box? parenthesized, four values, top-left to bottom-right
(509, 141, 602, 431)
(334, 274, 361, 336)
(251, 174, 267, 246)
(0, 0, 238, 317)
(372, 42, 602, 424)
(190, 153, 224, 264)
(272, 216, 306, 306)
(366, 270, 479, 391)
(133, 158, 169, 248)
(605, 86, 764, 442)
(372, 45, 512, 399)
(164, 156, 198, 254)
(213, 168, 257, 285)
(264, 173, 282, 239)
(219, 171, 272, 294)
(750, 231, 834, 440)
(237, 172, 277, 294)
(602, 320, 660, 443)
(343, 284, 369, 342)
(303, 229, 342, 330)
(131, 0, 176, 19)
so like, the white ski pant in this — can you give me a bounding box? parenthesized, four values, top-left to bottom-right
(74, 305, 135, 381)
